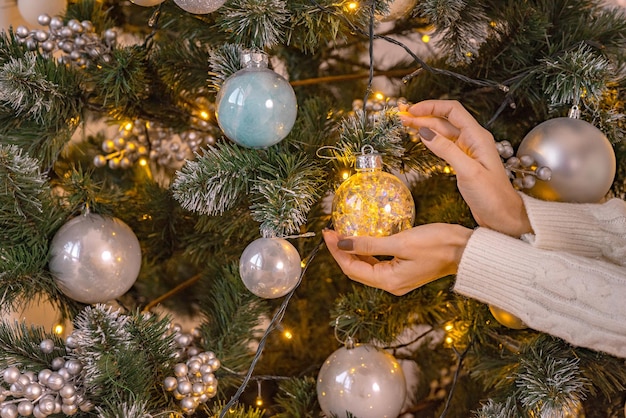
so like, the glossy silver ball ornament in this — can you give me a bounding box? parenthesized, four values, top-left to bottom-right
(48, 213, 142, 304)
(517, 117, 616, 203)
(317, 344, 406, 418)
(173, 0, 226, 14)
(239, 238, 302, 299)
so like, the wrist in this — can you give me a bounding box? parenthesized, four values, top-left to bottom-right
(445, 224, 473, 273)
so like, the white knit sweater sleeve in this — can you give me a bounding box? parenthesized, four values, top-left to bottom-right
(519, 193, 626, 266)
(454, 227, 626, 358)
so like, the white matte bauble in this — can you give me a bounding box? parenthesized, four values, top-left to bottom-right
(17, 0, 66, 27)
(173, 0, 226, 14)
(239, 238, 302, 299)
(317, 344, 406, 418)
(517, 117, 616, 203)
(130, 0, 166, 6)
(0, 0, 28, 32)
(48, 213, 142, 304)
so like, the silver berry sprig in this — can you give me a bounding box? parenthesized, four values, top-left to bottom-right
(496, 140, 552, 190)
(0, 339, 92, 418)
(162, 325, 220, 415)
(14, 14, 117, 68)
(94, 118, 215, 171)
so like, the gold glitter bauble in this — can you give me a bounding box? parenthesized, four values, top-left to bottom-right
(332, 148, 415, 237)
(489, 305, 527, 330)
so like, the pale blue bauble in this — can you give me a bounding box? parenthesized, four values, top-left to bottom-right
(48, 213, 142, 304)
(317, 344, 407, 418)
(216, 62, 297, 149)
(239, 238, 301, 299)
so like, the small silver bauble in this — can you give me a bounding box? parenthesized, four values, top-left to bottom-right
(517, 117, 615, 203)
(3, 367, 20, 384)
(317, 344, 407, 418)
(48, 212, 142, 304)
(39, 339, 54, 354)
(239, 237, 302, 299)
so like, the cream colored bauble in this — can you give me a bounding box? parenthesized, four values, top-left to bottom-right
(130, 0, 167, 6)
(0, 0, 28, 31)
(375, 0, 417, 21)
(17, 0, 66, 27)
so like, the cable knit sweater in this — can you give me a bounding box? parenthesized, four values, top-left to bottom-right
(455, 194, 626, 358)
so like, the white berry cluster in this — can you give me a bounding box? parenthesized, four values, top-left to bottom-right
(0, 339, 92, 418)
(162, 325, 221, 415)
(14, 14, 116, 68)
(496, 140, 552, 190)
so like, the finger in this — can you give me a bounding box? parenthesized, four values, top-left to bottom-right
(419, 129, 481, 174)
(399, 113, 461, 140)
(407, 100, 482, 131)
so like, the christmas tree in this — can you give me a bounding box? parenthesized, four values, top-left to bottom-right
(0, 0, 625, 417)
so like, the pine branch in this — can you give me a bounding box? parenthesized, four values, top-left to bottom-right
(199, 263, 270, 377)
(250, 151, 326, 237)
(515, 339, 589, 416)
(0, 321, 64, 370)
(216, 0, 290, 49)
(416, 0, 490, 65)
(171, 142, 265, 216)
(84, 45, 151, 120)
(273, 376, 319, 417)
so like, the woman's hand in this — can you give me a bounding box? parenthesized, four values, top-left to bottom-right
(400, 100, 532, 237)
(322, 224, 472, 296)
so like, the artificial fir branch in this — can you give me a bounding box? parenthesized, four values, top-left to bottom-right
(415, 0, 490, 65)
(515, 342, 589, 415)
(535, 43, 615, 108)
(208, 43, 245, 92)
(273, 377, 319, 417)
(216, 0, 290, 49)
(199, 263, 270, 379)
(171, 142, 264, 215)
(250, 151, 326, 237)
(84, 45, 151, 120)
(0, 322, 63, 370)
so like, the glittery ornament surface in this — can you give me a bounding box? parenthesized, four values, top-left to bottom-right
(173, 0, 226, 14)
(317, 344, 406, 418)
(216, 59, 297, 149)
(48, 213, 142, 304)
(332, 169, 415, 237)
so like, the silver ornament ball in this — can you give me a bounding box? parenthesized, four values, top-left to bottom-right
(317, 344, 406, 418)
(517, 117, 615, 203)
(173, 0, 226, 14)
(48, 213, 142, 304)
(239, 238, 302, 299)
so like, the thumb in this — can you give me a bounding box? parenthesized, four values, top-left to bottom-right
(419, 127, 472, 172)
